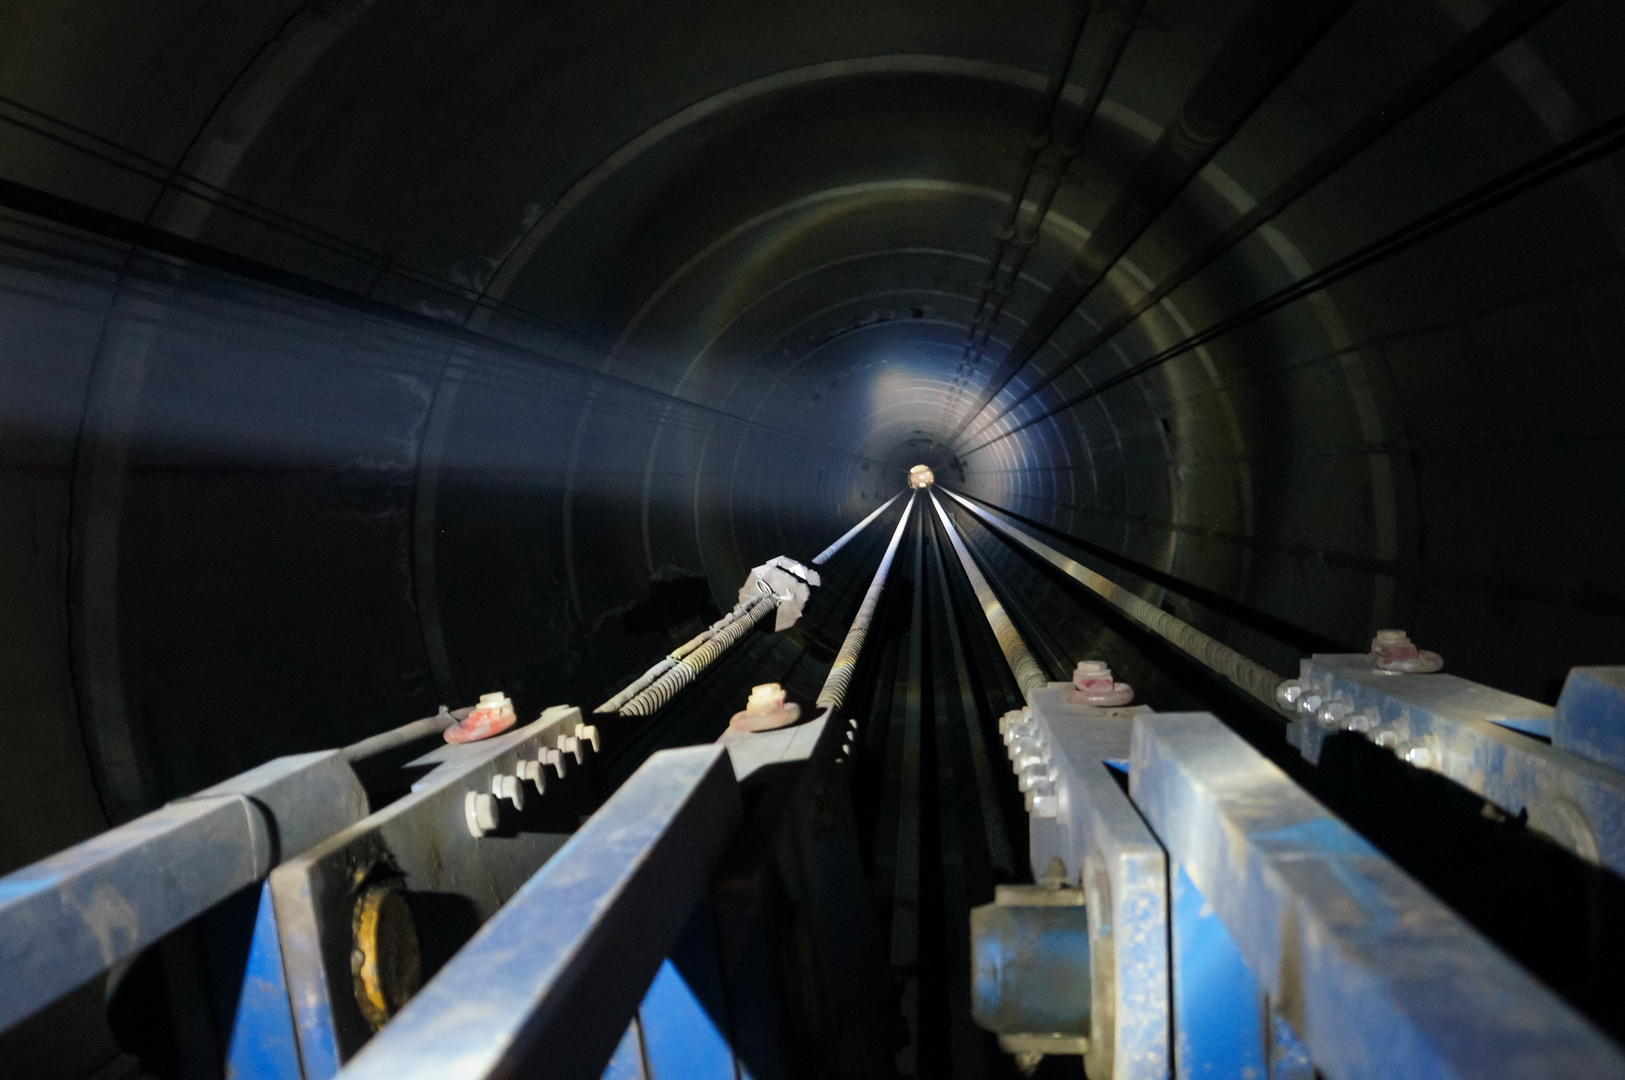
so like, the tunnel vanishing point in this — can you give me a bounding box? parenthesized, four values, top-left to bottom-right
(1, 1, 1625, 1079)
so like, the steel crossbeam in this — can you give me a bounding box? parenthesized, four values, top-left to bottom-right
(1130, 711, 1625, 1080)
(1302, 655, 1625, 875)
(0, 750, 366, 1032)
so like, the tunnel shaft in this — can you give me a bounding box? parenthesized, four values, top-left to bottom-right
(0, 0, 1623, 1077)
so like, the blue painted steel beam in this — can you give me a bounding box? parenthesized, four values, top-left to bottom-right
(336, 745, 742, 1080)
(1554, 667, 1625, 773)
(1016, 685, 1169, 1080)
(1131, 711, 1625, 1080)
(1303, 655, 1625, 875)
(271, 709, 589, 1078)
(0, 750, 365, 1032)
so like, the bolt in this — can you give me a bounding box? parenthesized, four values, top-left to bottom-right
(1402, 741, 1436, 769)
(1276, 680, 1304, 709)
(544, 747, 568, 778)
(1298, 694, 1323, 717)
(1318, 700, 1351, 726)
(464, 791, 499, 837)
(1346, 712, 1377, 733)
(491, 774, 525, 810)
(576, 723, 601, 753)
(517, 759, 546, 794)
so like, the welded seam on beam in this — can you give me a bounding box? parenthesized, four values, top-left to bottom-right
(955, 0, 1573, 449)
(817, 492, 917, 712)
(926, 491, 1048, 699)
(939, 487, 1287, 710)
(962, 104, 1625, 457)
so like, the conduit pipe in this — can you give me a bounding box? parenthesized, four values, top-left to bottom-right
(938, 487, 1289, 711)
(940, 0, 1141, 435)
(945, 0, 1353, 447)
(927, 491, 1050, 699)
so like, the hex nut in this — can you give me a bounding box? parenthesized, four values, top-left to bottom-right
(464, 791, 499, 837)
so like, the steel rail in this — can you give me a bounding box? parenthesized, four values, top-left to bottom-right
(939, 487, 1287, 710)
(604, 493, 906, 718)
(812, 491, 904, 565)
(817, 491, 917, 713)
(927, 491, 1049, 698)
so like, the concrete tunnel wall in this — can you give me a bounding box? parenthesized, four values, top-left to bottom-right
(0, 0, 1622, 879)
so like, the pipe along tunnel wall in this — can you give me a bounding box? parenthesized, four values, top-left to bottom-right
(0, 0, 1623, 1075)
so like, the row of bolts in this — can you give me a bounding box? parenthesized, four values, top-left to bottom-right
(995, 630, 1446, 820)
(459, 629, 1441, 835)
(996, 660, 1139, 820)
(1277, 629, 1444, 768)
(458, 693, 602, 837)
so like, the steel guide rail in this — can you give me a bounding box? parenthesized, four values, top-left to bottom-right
(812, 491, 903, 565)
(928, 489, 1050, 698)
(723, 490, 915, 779)
(938, 486, 1286, 710)
(598, 495, 902, 720)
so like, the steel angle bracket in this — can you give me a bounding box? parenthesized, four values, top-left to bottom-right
(1302, 655, 1625, 875)
(271, 708, 586, 1080)
(1023, 684, 1169, 1080)
(1130, 711, 1625, 1080)
(0, 750, 366, 1033)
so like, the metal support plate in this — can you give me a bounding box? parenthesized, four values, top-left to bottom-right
(271, 710, 586, 1078)
(1131, 711, 1625, 1080)
(1554, 667, 1625, 773)
(1023, 685, 1169, 1080)
(336, 744, 742, 1080)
